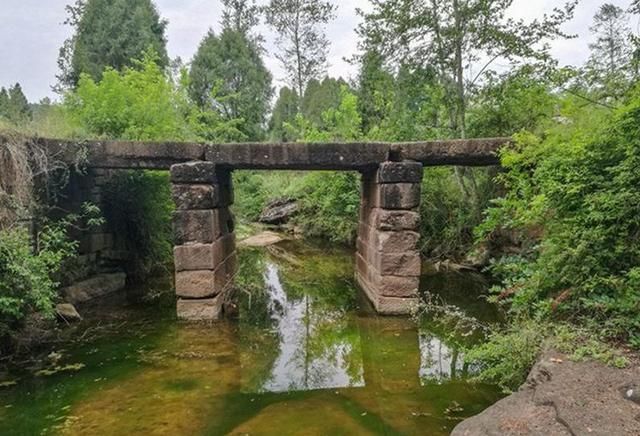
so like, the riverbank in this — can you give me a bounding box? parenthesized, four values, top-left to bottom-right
(453, 350, 640, 435)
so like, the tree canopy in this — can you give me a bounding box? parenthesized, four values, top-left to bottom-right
(57, 0, 169, 89)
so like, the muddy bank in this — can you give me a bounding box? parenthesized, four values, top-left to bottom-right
(452, 350, 640, 435)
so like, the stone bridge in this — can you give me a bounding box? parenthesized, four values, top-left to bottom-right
(31, 136, 509, 321)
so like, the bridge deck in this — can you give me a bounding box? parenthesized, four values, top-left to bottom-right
(19, 136, 510, 170)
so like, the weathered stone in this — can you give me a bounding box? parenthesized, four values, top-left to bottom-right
(177, 297, 223, 321)
(214, 253, 238, 290)
(238, 231, 285, 248)
(365, 181, 421, 210)
(378, 183, 421, 209)
(170, 161, 217, 183)
(55, 303, 82, 322)
(174, 244, 216, 271)
(356, 239, 421, 276)
(259, 198, 298, 224)
(171, 184, 219, 210)
(377, 161, 423, 183)
(31, 135, 508, 170)
(374, 231, 420, 253)
(374, 209, 420, 231)
(453, 351, 640, 436)
(174, 235, 236, 271)
(356, 272, 419, 315)
(355, 253, 419, 297)
(205, 142, 392, 170)
(175, 270, 216, 298)
(63, 272, 127, 304)
(173, 209, 234, 244)
(220, 181, 234, 206)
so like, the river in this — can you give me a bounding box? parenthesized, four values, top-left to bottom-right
(0, 239, 503, 435)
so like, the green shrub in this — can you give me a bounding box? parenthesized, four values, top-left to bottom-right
(480, 90, 640, 344)
(294, 172, 360, 244)
(465, 319, 545, 392)
(0, 225, 77, 341)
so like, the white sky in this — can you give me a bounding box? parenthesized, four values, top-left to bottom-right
(0, 0, 637, 102)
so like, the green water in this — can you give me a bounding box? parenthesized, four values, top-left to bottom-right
(0, 240, 503, 435)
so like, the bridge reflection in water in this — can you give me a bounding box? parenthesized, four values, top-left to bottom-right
(236, 240, 498, 394)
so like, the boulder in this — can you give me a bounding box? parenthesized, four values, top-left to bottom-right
(452, 350, 640, 436)
(55, 303, 82, 322)
(259, 198, 298, 225)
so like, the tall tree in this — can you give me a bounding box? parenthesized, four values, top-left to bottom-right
(57, 0, 169, 89)
(585, 3, 633, 97)
(222, 0, 261, 40)
(269, 86, 300, 141)
(264, 0, 337, 97)
(358, 0, 576, 202)
(300, 77, 348, 127)
(356, 48, 394, 134)
(5, 84, 32, 121)
(189, 29, 273, 141)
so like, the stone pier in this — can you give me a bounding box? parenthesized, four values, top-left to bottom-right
(170, 161, 237, 321)
(356, 161, 423, 315)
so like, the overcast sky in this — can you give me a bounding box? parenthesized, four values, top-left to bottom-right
(1, 0, 637, 102)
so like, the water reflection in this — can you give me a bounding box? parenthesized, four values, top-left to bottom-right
(239, 243, 499, 394)
(418, 332, 467, 384)
(0, 239, 503, 436)
(258, 263, 364, 392)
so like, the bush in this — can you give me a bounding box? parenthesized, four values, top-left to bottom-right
(294, 172, 360, 244)
(480, 89, 640, 344)
(465, 319, 546, 391)
(0, 225, 77, 342)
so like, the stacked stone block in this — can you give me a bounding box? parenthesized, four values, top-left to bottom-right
(171, 162, 237, 321)
(356, 161, 423, 314)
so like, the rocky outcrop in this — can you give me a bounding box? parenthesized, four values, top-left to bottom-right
(259, 199, 298, 225)
(55, 304, 82, 322)
(452, 351, 640, 436)
(62, 272, 127, 304)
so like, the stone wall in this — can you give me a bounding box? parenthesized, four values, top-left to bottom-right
(356, 161, 424, 315)
(170, 162, 237, 321)
(57, 168, 123, 284)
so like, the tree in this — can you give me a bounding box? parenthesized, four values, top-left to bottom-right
(358, 0, 576, 203)
(585, 3, 633, 98)
(269, 86, 300, 141)
(2, 83, 32, 122)
(57, 0, 169, 89)
(356, 48, 394, 134)
(222, 0, 262, 42)
(0, 88, 9, 119)
(300, 77, 348, 127)
(188, 29, 273, 141)
(264, 0, 337, 97)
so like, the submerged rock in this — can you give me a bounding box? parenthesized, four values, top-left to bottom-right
(259, 198, 298, 225)
(239, 231, 285, 248)
(55, 304, 82, 322)
(63, 272, 126, 304)
(452, 350, 640, 436)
